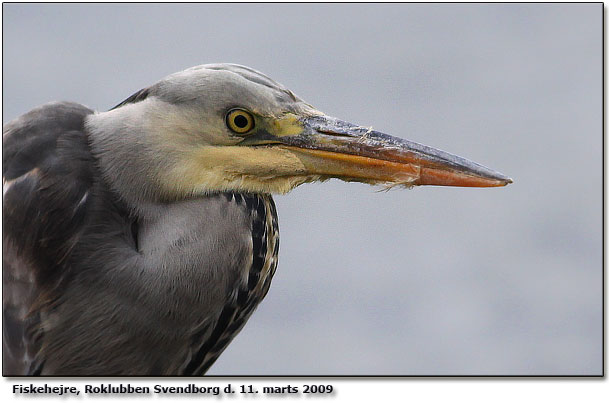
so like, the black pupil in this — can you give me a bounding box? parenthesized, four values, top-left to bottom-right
(234, 114, 249, 129)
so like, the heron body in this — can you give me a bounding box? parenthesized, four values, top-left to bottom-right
(3, 64, 511, 375)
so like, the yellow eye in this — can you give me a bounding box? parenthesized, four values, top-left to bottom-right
(226, 108, 255, 134)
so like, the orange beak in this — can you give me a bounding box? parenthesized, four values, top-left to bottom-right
(274, 115, 512, 188)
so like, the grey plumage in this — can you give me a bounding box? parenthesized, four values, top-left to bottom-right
(3, 66, 284, 375)
(3, 101, 279, 374)
(3, 63, 510, 376)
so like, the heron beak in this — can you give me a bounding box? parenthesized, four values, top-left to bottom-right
(273, 115, 512, 187)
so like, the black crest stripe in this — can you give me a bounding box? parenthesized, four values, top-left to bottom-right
(110, 87, 151, 110)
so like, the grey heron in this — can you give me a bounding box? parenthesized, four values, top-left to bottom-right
(3, 63, 511, 375)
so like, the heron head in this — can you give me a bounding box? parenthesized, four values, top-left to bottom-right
(87, 64, 511, 203)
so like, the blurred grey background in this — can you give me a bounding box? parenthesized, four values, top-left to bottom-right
(2, 3, 601, 375)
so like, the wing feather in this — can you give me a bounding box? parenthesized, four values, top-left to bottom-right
(2, 102, 95, 375)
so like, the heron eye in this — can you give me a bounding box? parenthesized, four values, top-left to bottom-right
(226, 109, 255, 134)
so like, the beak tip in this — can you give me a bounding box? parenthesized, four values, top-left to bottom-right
(498, 174, 513, 186)
(501, 176, 514, 186)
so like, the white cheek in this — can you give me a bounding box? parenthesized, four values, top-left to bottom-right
(145, 102, 239, 147)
